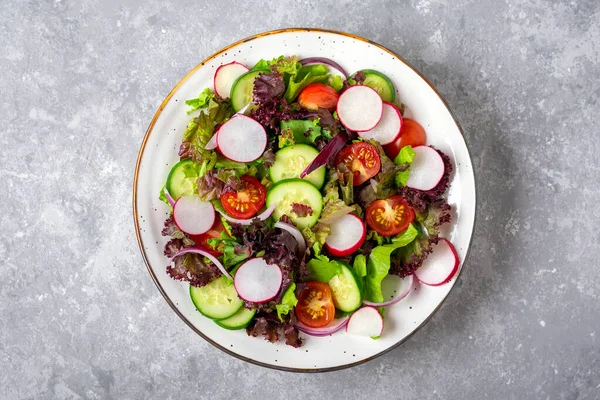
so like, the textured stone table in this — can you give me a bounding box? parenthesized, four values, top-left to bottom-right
(1, 1, 599, 399)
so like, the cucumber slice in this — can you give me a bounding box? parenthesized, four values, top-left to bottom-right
(266, 179, 323, 229)
(189, 276, 244, 320)
(166, 159, 201, 201)
(328, 263, 363, 312)
(269, 144, 326, 189)
(230, 69, 268, 111)
(359, 69, 395, 102)
(215, 307, 256, 330)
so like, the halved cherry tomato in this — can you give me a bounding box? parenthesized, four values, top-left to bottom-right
(295, 282, 336, 328)
(298, 83, 340, 111)
(220, 175, 266, 219)
(336, 142, 381, 186)
(188, 218, 228, 257)
(383, 118, 427, 160)
(366, 196, 415, 237)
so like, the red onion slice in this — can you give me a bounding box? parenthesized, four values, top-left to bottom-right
(274, 221, 306, 254)
(299, 57, 347, 78)
(216, 203, 276, 225)
(295, 317, 350, 336)
(170, 248, 232, 280)
(205, 134, 218, 150)
(163, 187, 176, 207)
(363, 274, 414, 307)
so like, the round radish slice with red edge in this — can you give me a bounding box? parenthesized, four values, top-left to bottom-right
(358, 102, 403, 145)
(405, 146, 445, 191)
(415, 238, 459, 286)
(234, 258, 282, 303)
(216, 115, 267, 162)
(173, 196, 215, 235)
(363, 274, 414, 307)
(324, 214, 366, 257)
(346, 306, 384, 338)
(336, 85, 383, 132)
(295, 317, 350, 337)
(213, 62, 249, 98)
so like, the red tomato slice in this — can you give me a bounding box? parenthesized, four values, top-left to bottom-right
(220, 175, 266, 219)
(336, 142, 381, 186)
(298, 83, 340, 111)
(366, 196, 415, 237)
(383, 118, 427, 160)
(188, 218, 228, 257)
(295, 282, 336, 328)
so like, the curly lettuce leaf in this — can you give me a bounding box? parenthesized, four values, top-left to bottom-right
(276, 283, 298, 322)
(353, 254, 367, 278)
(328, 75, 344, 92)
(185, 88, 215, 113)
(251, 56, 284, 72)
(364, 224, 418, 303)
(283, 64, 329, 103)
(394, 145, 416, 187)
(279, 119, 324, 145)
(253, 73, 285, 103)
(306, 254, 342, 282)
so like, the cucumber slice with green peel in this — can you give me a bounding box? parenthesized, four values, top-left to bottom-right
(266, 179, 323, 229)
(269, 144, 326, 188)
(166, 159, 201, 201)
(230, 69, 268, 111)
(328, 263, 363, 312)
(215, 307, 256, 330)
(189, 276, 244, 320)
(358, 69, 395, 102)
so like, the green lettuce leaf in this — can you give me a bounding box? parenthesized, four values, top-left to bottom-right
(394, 145, 416, 164)
(185, 88, 215, 114)
(251, 56, 284, 71)
(328, 75, 344, 92)
(364, 224, 418, 303)
(394, 145, 415, 187)
(306, 254, 342, 282)
(283, 64, 330, 103)
(158, 185, 171, 206)
(276, 283, 298, 322)
(279, 119, 323, 145)
(353, 254, 367, 278)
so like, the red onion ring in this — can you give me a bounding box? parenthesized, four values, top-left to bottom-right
(295, 317, 350, 336)
(170, 248, 232, 280)
(363, 274, 414, 307)
(216, 203, 276, 225)
(299, 57, 347, 78)
(274, 221, 306, 254)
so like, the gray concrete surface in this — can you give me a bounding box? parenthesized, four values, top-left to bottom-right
(1, 0, 599, 399)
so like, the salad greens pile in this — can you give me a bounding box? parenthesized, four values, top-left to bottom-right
(159, 55, 454, 347)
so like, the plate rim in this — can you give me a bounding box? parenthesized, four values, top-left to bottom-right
(132, 27, 477, 373)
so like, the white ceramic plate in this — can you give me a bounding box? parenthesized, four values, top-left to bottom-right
(133, 28, 476, 372)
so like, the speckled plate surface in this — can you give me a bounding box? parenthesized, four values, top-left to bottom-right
(133, 28, 476, 372)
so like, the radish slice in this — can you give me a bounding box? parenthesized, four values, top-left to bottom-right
(405, 146, 445, 191)
(216, 203, 276, 225)
(346, 306, 384, 338)
(163, 187, 175, 207)
(234, 258, 283, 303)
(173, 196, 215, 235)
(295, 317, 350, 336)
(274, 221, 306, 254)
(299, 57, 347, 78)
(170, 248, 231, 280)
(216, 115, 267, 162)
(337, 86, 383, 132)
(205, 134, 217, 150)
(363, 274, 414, 307)
(415, 238, 459, 286)
(213, 61, 249, 98)
(358, 102, 403, 145)
(324, 214, 366, 257)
